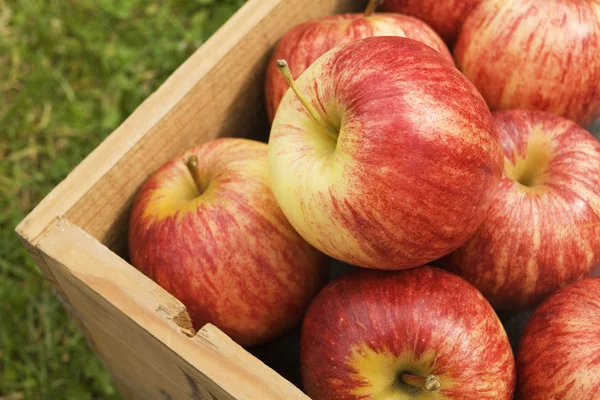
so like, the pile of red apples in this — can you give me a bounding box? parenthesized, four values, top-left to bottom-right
(128, 0, 600, 399)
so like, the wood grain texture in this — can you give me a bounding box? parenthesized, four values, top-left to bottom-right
(16, 0, 361, 256)
(32, 218, 310, 400)
(16, 1, 365, 398)
(18, 236, 137, 398)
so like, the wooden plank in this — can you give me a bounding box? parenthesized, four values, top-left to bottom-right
(65, 0, 361, 256)
(31, 218, 309, 400)
(15, 1, 364, 398)
(18, 236, 135, 397)
(15, 0, 359, 254)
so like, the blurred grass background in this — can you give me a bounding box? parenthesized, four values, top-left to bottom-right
(0, 0, 246, 398)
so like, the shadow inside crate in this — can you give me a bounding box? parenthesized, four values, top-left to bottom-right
(247, 259, 357, 388)
(90, 96, 600, 392)
(248, 260, 600, 385)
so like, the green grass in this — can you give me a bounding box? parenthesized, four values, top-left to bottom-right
(0, 0, 245, 398)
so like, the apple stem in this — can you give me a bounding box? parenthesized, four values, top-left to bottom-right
(364, 0, 381, 17)
(276, 59, 336, 138)
(401, 373, 441, 393)
(186, 155, 204, 195)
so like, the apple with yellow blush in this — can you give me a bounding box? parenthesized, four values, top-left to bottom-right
(128, 138, 327, 346)
(300, 267, 515, 399)
(442, 110, 600, 311)
(268, 37, 502, 269)
(265, 0, 453, 122)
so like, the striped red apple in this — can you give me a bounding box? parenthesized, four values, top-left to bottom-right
(264, 0, 452, 122)
(382, 0, 482, 45)
(455, 0, 600, 126)
(268, 36, 502, 269)
(128, 138, 327, 346)
(517, 277, 600, 399)
(443, 110, 600, 310)
(301, 267, 516, 399)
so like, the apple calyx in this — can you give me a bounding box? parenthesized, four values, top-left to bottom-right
(401, 373, 441, 393)
(185, 155, 205, 195)
(363, 0, 381, 17)
(275, 59, 337, 139)
(505, 128, 552, 190)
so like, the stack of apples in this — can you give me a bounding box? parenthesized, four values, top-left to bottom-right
(128, 0, 600, 398)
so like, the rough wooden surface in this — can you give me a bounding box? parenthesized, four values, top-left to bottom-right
(15, 0, 365, 398)
(17, 0, 361, 256)
(33, 218, 310, 400)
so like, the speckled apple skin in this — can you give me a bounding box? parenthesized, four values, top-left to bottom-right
(517, 277, 600, 399)
(129, 138, 327, 346)
(265, 13, 452, 122)
(382, 0, 482, 44)
(301, 267, 515, 399)
(443, 110, 600, 311)
(269, 37, 502, 269)
(455, 0, 600, 126)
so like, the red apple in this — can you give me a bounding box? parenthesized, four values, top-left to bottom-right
(300, 267, 516, 399)
(455, 0, 600, 126)
(442, 110, 600, 311)
(128, 138, 327, 346)
(268, 37, 502, 269)
(517, 277, 600, 399)
(381, 0, 482, 45)
(264, 0, 452, 122)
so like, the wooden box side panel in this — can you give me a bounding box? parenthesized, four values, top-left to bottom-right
(30, 218, 309, 400)
(63, 0, 360, 255)
(15, 1, 363, 398)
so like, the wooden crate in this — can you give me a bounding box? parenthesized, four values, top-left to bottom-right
(15, 0, 363, 398)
